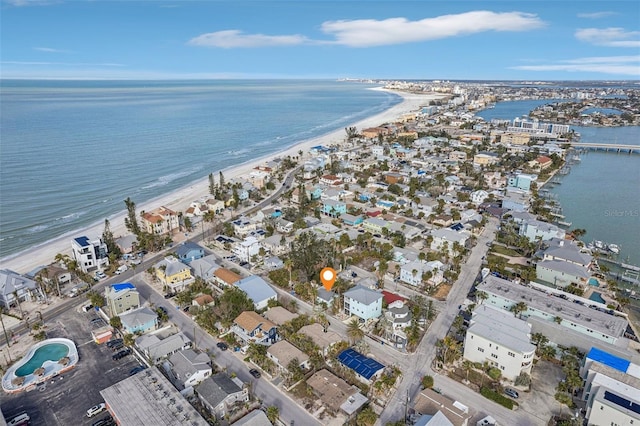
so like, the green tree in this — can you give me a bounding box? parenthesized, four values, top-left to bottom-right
(265, 406, 279, 424)
(510, 301, 528, 318)
(124, 197, 140, 235)
(102, 218, 122, 258)
(208, 173, 215, 196)
(421, 375, 434, 389)
(347, 318, 365, 344)
(110, 316, 122, 329)
(219, 171, 225, 189)
(290, 231, 332, 281)
(355, 406, 377, 426)
(87, 291, 106, 308)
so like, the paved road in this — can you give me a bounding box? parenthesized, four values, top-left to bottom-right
(374, 218, 544, 426)
(130, 275, 320, 426)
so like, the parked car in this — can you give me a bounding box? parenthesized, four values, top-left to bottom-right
(95, 271, 107, 279)
(131, 259, 141, 266)
(86, 403, 106, 418)
(82, 304, 94, 313)
(112, 348, 131, 361)
(92, 415, 115, 426)
(106, 339, 123, 348)
(110, 342, 124, 351)
(216, 342, 228, 351)
(7, 413, 30, 426)
(114, 265, 128, 275)
(249, 368, 261, 379)
(504, 388, 519, 399)
(157, 306, 168, 316)
(164, 292, 176, 299)
(129, 366, 146, 376)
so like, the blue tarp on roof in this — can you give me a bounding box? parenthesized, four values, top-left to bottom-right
(337, 348, 385, 380)
(112, 283, 135, 292)
(587, 347, 630, 373)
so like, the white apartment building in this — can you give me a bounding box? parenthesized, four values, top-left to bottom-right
(71, 235, 109, 273)
(233, 237, 261, 263)
(463, 305, 535, 381)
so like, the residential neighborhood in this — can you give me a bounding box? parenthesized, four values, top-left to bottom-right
(2, 80, 640, 426)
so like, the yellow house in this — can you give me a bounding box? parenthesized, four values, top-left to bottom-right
(154, 256, 192, 288)
(500, 132, 530, 145)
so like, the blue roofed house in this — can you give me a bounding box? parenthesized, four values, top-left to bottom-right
(175, 241, 205, 264)
(322, 199, 347, 218)
(119, 306, 158, 334)
(579, 347, 640, 426)
(341, 213, 363, 227)
(105, 283, 141, 316)
(337, 348, 385, 384)
(344, 285, 383, 321)
(235, 275, 277, 310)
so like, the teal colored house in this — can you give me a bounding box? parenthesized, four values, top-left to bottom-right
(322, 199, 347, 217)
(175, 241, 205, 264)
(120, 306, 158, 334)
(341, 213, 364, 226)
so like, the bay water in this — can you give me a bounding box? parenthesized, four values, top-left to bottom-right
(477, 101, 640, 266)
(0, 80, 400, 259)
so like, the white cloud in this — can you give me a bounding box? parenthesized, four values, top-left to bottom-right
(577, 11, 617, 19)
(2, 61, 124, 67)
(320, 11, 545, 47)
(189, 11, 544, 49)
(34, 47, 72, 53)
(188, 30, 309, 48)
(512, 55, 640, 76)
(576, 28, 640, 47)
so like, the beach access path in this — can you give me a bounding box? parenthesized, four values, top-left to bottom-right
(1, 89, 442, 276)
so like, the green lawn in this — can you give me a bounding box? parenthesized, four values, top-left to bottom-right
(490, 244, 522, 257)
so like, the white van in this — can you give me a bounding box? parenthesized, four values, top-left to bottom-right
(82, 304, 94, 313)
(8, 413, 30, 426)
(115, 265, 128, 275)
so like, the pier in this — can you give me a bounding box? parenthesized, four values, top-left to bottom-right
(570, 142, 640, 155)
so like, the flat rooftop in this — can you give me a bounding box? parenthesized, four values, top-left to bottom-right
(478, 275, 628, 339)
(100, 366, 207, 426)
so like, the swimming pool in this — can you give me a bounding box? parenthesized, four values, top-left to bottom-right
(588, 278, 599, 287)
(589, 292, 606, 304)
(15, 343, 69, 377)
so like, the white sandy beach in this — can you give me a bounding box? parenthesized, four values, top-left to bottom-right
(0, 89, 441, 275)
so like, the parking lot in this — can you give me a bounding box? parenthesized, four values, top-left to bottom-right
(0, 303, 145, 425)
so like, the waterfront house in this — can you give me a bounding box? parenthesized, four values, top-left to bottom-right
(119, 306, 158, 334)
(232, 311, 278, 346)
(542, 238, 592, 268)
(205, 198, 225, 214)
(502, 188, 530, 212)
(140, 206, 179, 235)
(519, 219, 566, 242)
(169, 349, 212, 389)
(0, 269, 40, 309)
(105, 283, 140, 316)
(174, 241, 205, 264)
(536, 259, 590, 288)
(196, 373, 249, 420)
(71, 235, 109, 273)
(344, 285, 383, 321)
(231, 217, 256, 236)
(235, 275, 277, 310)
(267, 340, 310, 372)
(154, 256, 194, 292)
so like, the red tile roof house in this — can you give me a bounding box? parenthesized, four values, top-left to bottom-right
(536, 155, 553, 169)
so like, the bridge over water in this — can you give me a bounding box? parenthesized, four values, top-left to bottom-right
(571, 142, 640, 154)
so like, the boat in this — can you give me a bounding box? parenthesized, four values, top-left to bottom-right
(608, 244, 620, 254)
(594, 240, 605, 250)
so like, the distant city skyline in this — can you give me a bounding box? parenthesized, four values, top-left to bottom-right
(1, 0, 639, 80)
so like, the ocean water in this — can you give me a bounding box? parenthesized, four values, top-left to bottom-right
(0, 80, 401, 259)
(476, 101, 640, 266)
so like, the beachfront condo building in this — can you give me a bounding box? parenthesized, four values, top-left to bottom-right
(140, 206, 179, 235)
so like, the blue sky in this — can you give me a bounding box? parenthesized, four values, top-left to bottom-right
(1, 1, 639, 80)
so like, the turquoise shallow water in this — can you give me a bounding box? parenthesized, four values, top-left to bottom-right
(15, 343, 69, 377)
(0, 80, 400, 258)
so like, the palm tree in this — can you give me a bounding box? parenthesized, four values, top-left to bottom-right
(462, 360, 474, 382)
(510, 301, 528, 319)
(355, 406, 377, 426)
(11, 291, 24, 318)
(265, 406, 279, 424)
(347, 318, 364, 344)
(123, 333, 135, 347)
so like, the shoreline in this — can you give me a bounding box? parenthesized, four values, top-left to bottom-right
(0, 88, 442, 275)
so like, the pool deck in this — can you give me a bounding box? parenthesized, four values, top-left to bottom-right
(2, 338, 78, 394)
